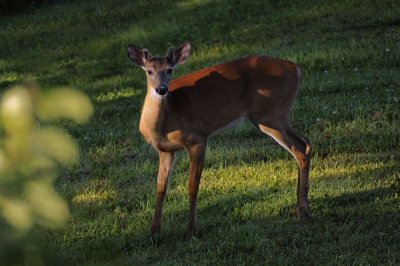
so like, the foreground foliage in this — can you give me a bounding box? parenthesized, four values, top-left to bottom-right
(0, 0, 399, 264)
(0, 81, 93, 264)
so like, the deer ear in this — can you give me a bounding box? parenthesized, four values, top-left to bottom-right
(127, 44, 150, 67)
(173, 42, 191, 66)
(142, 48, 153, 61)
(165, 46, 175, 63)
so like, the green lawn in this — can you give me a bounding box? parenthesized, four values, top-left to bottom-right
(1, 0, 400, 264)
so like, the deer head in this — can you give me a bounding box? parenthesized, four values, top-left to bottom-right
(127, 42, 191, 99)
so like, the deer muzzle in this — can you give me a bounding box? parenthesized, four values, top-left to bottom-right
(156, 85, 168, 96)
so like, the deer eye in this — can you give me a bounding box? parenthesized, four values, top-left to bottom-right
(147, 70, 152, 75)
(167, 69, 173, 74)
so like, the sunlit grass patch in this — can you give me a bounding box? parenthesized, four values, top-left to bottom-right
(1, 0, 400, 264)
(0, 71, 21, 82)
(72, 185, 117, 206)
(95, 87, 142, 103)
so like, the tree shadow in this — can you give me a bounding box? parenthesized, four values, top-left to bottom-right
(1, 0, 373, 91)
(3, 0, 399, 264)
(47, 170, 399, 264)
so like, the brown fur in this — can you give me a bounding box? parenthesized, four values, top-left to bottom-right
(128, 43, 311, 239)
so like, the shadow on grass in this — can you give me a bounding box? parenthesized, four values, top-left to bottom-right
(46, 167, 400, 264)
(2, 0, 380, 90)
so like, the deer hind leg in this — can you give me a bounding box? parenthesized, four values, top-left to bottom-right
(257, 123, 311, 224)
(150, 151, 176, 235)
(186, 142, 207, 240)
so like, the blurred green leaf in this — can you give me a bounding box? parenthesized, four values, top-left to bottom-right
(38, 88, 94, 123)
(30, 129, 79, 165)
(0, 86, 33, 134)
(0, 82, 93, 263)
(1, 198, 32, 232)
(25, 180, 69, 228)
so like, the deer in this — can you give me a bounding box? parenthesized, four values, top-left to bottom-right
(127, 42, 311, 240)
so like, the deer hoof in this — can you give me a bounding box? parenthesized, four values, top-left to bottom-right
(185, 228, 198, 241)
(296, 205, 311, 225)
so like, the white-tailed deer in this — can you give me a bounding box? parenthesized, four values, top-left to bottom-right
(127, 42, 311, 240)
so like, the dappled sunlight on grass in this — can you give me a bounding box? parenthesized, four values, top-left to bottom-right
(72, 187, 117, 205)
(0, 71, 21, 83)
(199, 160, 297, 193)
(95, 87, 142, 103)
(1, 0, 399, 264)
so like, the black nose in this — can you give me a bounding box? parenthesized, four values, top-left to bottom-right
(156, 85, 168, 95)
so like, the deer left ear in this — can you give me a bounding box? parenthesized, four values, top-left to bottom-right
(171, 42, 191, 66)
(128, 44, 153, 67)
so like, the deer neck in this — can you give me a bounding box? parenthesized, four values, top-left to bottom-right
(140, 90, 169, 140)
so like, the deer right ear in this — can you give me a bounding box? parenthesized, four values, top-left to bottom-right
(171, 42, 191, 66)
(128, 44, 147, 67)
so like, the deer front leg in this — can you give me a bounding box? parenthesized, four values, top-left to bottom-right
(186, 142, 206, 240)
(150, 151, 176, 235)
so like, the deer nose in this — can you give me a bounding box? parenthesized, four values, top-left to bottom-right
(156, 85, 168, 95)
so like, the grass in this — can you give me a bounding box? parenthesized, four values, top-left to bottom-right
(1, 0, 400, 264)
